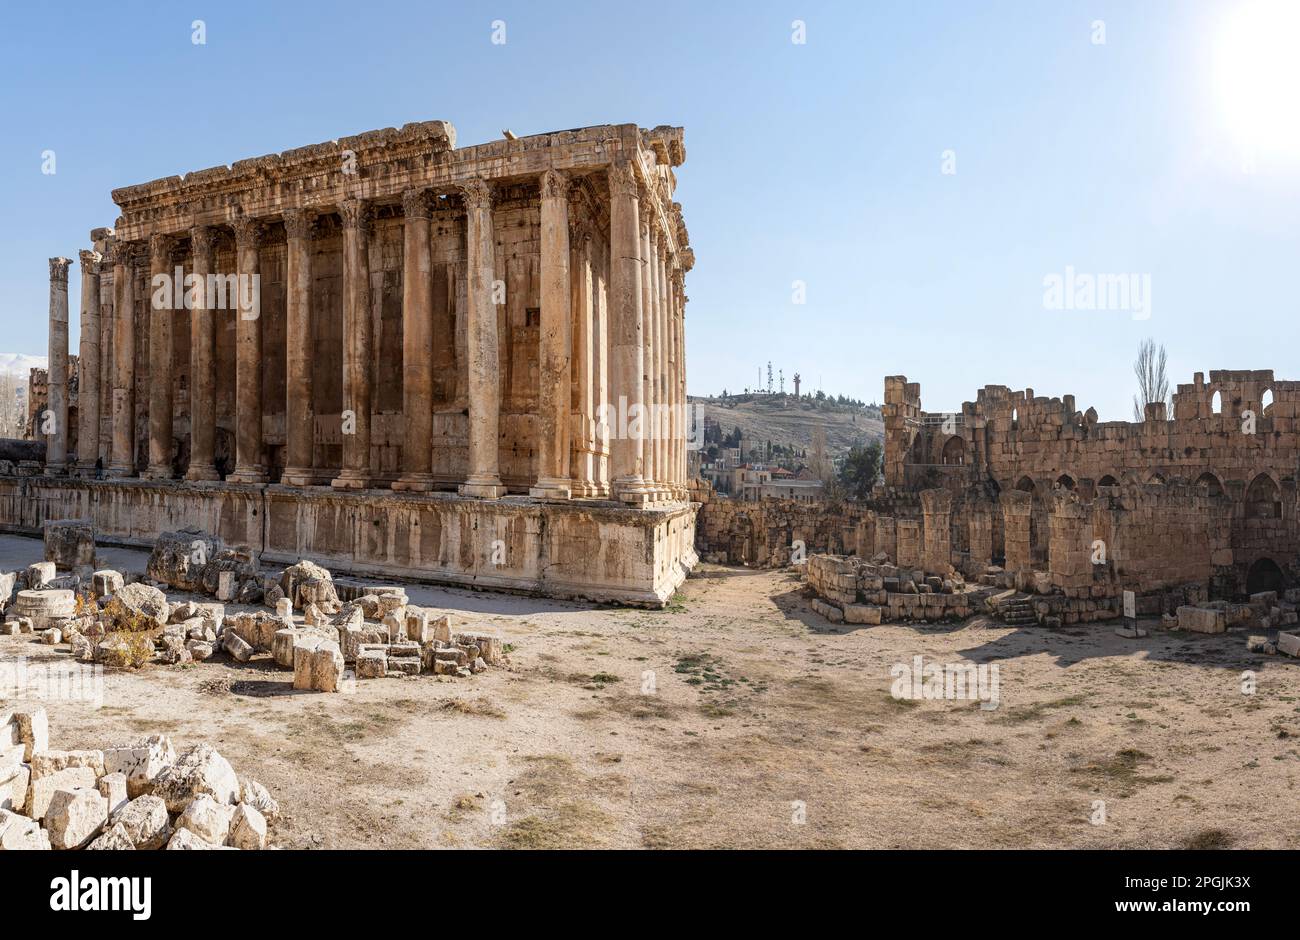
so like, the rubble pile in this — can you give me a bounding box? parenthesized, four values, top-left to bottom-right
(1, 532, 507, 693)
(805, 553, 979, 624)
(0, 706, 279, 850)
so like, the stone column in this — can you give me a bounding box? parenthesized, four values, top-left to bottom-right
(44, 257, 72, 474)
(457, 179, 507, 499)
(184, 226, 219, 481)
(609, 162, 652, 505)
(649, 224, 668, 495)
(664, 254, 678, 495)
(638, 211, 659, 497)
(677, 273, 689, 488)
(393, 190, 436, 492)
(569, 212, 599, 498)
(144, 234, 175, 478)
(332, 198, 373, 490)
(228, 217, 267, 483)
(281, 209, 319, 486)
(530, 169, 573, 501)
(76, 249, 102, 475)
(108, 243, 136, 476)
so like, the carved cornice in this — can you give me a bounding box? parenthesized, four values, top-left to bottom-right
(232, 215, 263, 249)
(282, 208, 314, 240)
(401, 188, 432, 220)
(339, 198, 371, 233)
(539, 168, 566, 201)
(78, 249, 102, 274)
(49, 257, 72, 283)
(459, 178, 493, 211)
(148, 234, 173, 268)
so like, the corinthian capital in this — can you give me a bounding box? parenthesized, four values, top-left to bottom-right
(339, 197, 370, 233)
(282, 208, 314, 241)
(78, 249, 102, 274)
(608, 160, 638, 200)
(458, 178, 493, 211)
(539, 168, 567, 201)
(232, 215, 263, 250)
(49, 257, 72, 283)
(402, 188, 432, 220)
(190, 225, 215, 258)
(148, 234, 174, 267)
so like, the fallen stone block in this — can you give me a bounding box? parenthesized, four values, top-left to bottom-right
(91, 570, 124, 598)
(98, 771, 128, 816)
(356, 649, 387, 679)
(186, 640, 214, 662)
(176, 793, 234, 845)
(1277, 632, 1300, 658)
(229, 802, 267, 850)
(26, 562, 57, 589)
(1177, 605, 1227, 634)
(46, 786, 109, 849)
(0, 764, 30, 814)
(386, 656, 421, 677)
(224, 632, 254, 663)
(31, 748, 104, 780)
(0, 807, 51, 849)
(26, 765, 97, 821)
(103, 734, 177, 798)
(152, 743, 240, 813)
(310, 641, 345, 692)
(166, 827, 229, 850)
(103, 582, 168, 632)
(454, 630, 502, 664)
(86, 822, 135, 850)
(13, 706, 48, 760)
(843, 604, 882, 625)
(44, 518, 95, 570)
(109, 794, 171, 848)
(238, 776, 279, 822)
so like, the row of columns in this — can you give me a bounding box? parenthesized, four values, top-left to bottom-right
(48, 164, 689, 503)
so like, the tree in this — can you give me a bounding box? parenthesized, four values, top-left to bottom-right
(838, 440, 882, 498)
(1132, 338, 1170, 421)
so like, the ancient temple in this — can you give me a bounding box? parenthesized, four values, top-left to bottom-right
(13, 120, 698, 605)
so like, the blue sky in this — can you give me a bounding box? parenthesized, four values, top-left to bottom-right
(0, 0, 1296, 419)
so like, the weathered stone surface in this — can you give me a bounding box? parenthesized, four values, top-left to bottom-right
(13, 706, 48, 760)
(224, 632, 254, 662)
(152, 743, 240, 813)
(311, 640, 345, 692)
(26, 765, 97, 820)
(98, 771, 128, 816)
(103, 582, 168, 631)
(0, 807, 51, 849)
(230, 610, 282, 651)
(454, 630, 502, 664)
(357, 648, 387, 678)
(1177, 605, 1227, 634)
(12, 588, 75, 630)
(31, 748, 104, 779)
(43, 518, 95, 569)
(165, 827, 227, 849)
(145, 528, 223, 592)
(0, 764, 30, 814)
(280, 559, 341, 613)
(1277, 632, 1300, 658)
(186, 639, 214, 661)
(46, 786, 109, 849)
(26, 561, 56, 589)
(109, 794, 171, 849)
(103, 734, 177, 798)
(176, 793, 234, 845)
(86, 822, 136, 850)
(228, 802, 267, 850)
(238, 776, 279, 822)
(91, 570, 123, 598)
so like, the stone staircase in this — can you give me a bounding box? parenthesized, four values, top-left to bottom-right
(990, 591, 1037, 626)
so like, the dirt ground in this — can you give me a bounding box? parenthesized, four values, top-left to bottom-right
(4, 537, 1298, 849)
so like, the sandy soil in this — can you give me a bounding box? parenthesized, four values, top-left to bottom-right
(4, 535, 1297, 849)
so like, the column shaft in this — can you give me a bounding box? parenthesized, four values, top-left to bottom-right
(530, 169, 572, 500)
(76, 249, 102, 474)
(608, 162, 652, 504)
(45, 258, 72, 473)
(332, 199, 373, 489)
(394, 190, 436, 491)
(109, 244, 135, 475)
(570, 224, 598, 497)
(228, 218, 266, 483)
(185, 227, 219, 481)
(457, 179, 507, 498)
(145, 235, 175, 477)
(282, 210, 318, 485)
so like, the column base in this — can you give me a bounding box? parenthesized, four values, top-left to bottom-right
(143, 465, 175, 480)
(331, 469, 371, 491)
(105, 464, 135, 479)
(529, 478, 572, 501)
(227, 466, 268, 484)
(459, 479, 507, 499)
(614, 476, 656, 506)
(569, 480, 602, 499)
(185, 464, 221, 482)
(281, 467, 327, 487)
(392, 473, 438, 492)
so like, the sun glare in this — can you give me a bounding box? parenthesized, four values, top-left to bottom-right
(1213, 0, 1300, 163)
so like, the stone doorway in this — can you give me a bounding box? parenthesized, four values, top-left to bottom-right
(1246, 557, 1284, 595)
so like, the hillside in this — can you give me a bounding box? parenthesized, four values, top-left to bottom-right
(692, 393, 883, 462)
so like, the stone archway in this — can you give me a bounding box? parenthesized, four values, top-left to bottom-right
(941, 436, 965, 466)
(1246, 557, 1284, 595)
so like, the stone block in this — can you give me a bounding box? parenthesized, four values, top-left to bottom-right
(45, 786, 108, 849)
(176, 793, 234, 845)
(31, 748, 104, 779)
(0, 807, 50, 849)
(1177, 605, 1227, 634)
(98, 771, 128, 816)
(26, 765, 96, 821)
(43, 518, 95, 570)
(152, 743, 240, 813)
(91, 570, 123, 598)
(356, 649, 387, 679)
(1277, 632, 1300, 658)
(109, 794, 171, 848)
(103, 734, 177, 798)
(843, 604, 882, 625)
(86, 822, 136, 850)
(12, 706, 48, 760)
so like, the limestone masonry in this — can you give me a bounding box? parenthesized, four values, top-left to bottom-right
(6, 120, 698, 606)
